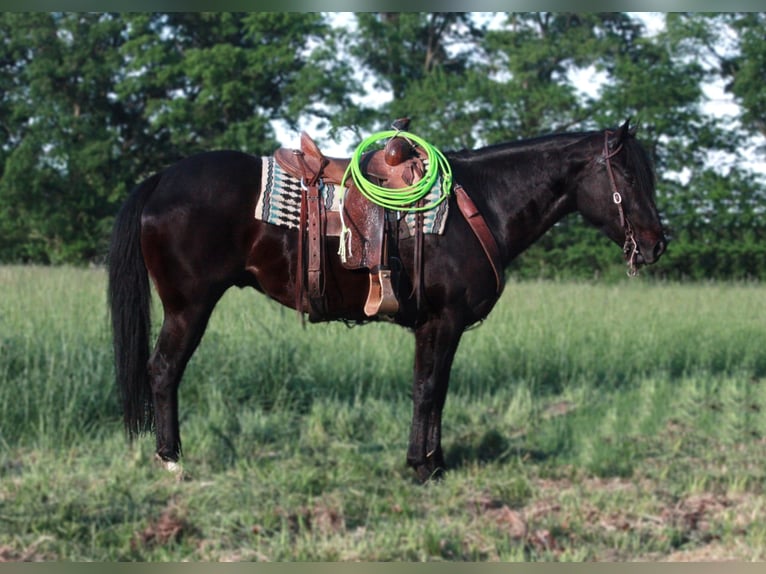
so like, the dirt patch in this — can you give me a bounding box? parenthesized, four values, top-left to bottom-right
(0, 536, 55, 562)
(486, 505, 528, 540)
(663, 542, 741, 562)
(469, 475, 764, 561)
(662, 493, 730, 534)
(273, 498, 346, 538)
(131, 505, 195, 550)
(469, 490, 569, 557)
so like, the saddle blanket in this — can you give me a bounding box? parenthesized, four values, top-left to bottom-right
(255, 156, 449, 236)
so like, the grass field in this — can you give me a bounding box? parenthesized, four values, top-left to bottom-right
(1, 265, 765, 561)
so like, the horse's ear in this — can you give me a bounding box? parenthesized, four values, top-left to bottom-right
(617, 118, 632, 140)
(608, 118, 632, 151)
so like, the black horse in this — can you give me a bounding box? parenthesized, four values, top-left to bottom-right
(108, 119, 666, 482)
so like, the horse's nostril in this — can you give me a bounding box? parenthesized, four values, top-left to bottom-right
(654, 239, 666, 260)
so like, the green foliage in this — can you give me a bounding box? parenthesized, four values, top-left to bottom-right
(0, 12, 764, 279)
(345, 12, 765, 281)
(731, 13, 766, 138)
(666, 13, 766, 141)
(0, 14, 129, 263)
(117, 12, 353, 162)
(0, 13, 354, 264)
(350, 13, 479, 101)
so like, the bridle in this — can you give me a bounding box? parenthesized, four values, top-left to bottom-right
(602, 131, 640, 277)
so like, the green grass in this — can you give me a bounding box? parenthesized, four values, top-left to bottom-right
(1, 265, 765, 561)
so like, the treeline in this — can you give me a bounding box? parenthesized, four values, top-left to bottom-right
(0, 13, 764, 279)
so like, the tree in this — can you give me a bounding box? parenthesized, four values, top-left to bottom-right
(730, 13, 766, 144)
(0, 13, 355, 263)
(1, 11, 763, 277)
(479, 13, 648, 139)
(117, 13, 356, 178)
(0, 13, 128, 262)
(351, 13, 480, 101)
(664, 13, 766, 149)
(634, 13, 766, 280)
(344, 13, 486, 149)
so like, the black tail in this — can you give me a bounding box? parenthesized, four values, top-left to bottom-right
(108, 173, 162, 439)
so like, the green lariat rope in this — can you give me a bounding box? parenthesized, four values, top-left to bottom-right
(340, 130, 453, 211)
(337, 130, 453, 262)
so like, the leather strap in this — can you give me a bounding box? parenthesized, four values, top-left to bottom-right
(412, 206, 425, 309)
(306, 181, 323, 301)
(296, 185, 306, 320)
(454, 184, 504, 294)
(294, 151, 326, 320)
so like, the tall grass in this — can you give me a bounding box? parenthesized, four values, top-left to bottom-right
(1, 266, 765, 560)
(0, 266, 119, 448)
(2, 265, 764, 449)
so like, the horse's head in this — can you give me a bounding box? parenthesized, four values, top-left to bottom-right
(573, 119, 667, 274)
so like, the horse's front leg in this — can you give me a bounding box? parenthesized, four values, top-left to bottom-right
(407, 313, 464, 483)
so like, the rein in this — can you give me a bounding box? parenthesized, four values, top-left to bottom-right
(602, 131, 640, 277)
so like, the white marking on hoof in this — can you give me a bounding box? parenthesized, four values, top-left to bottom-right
(154, 453, 184, 479)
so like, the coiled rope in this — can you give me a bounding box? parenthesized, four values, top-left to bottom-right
(340, 130, 453, 212)
(337, 130, 453, 262)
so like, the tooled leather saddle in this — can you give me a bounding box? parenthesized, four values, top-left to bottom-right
(273, 120, 503, 321)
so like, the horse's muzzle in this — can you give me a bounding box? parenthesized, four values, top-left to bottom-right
(636, 237, 667, 266)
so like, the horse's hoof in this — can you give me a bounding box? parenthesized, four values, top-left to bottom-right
(154, 454, 185, 481)
(413, 464, 445, 484)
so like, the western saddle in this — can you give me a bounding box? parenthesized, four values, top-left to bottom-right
(273, 120, 504, 321)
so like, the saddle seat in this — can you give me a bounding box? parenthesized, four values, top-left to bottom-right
(274, 131, 424, 189)
(273, 129, 426, 318)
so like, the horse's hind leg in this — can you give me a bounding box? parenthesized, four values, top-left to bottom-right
(149, 298, 219, 469)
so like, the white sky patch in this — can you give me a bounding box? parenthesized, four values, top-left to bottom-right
(630, 12, 664, 36)
(569, 65, 609, 102)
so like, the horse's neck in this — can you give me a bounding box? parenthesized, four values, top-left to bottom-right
(502, 183, 575, 262)
(452, 148, 578, 265)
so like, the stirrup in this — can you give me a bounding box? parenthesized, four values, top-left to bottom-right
(364, 268, 399, 317)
